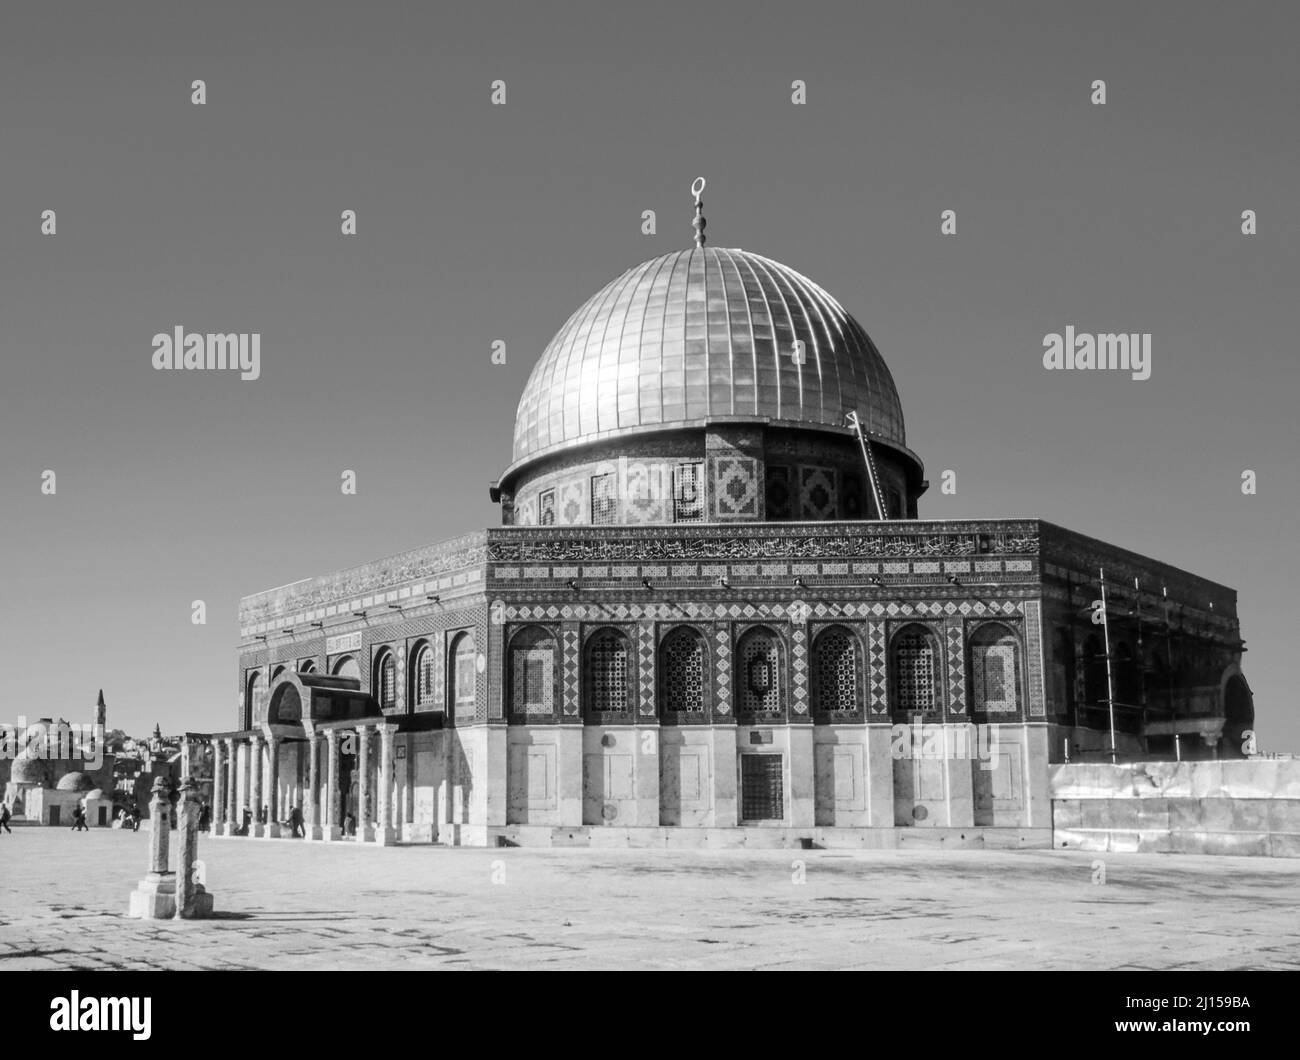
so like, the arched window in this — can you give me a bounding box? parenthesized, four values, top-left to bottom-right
(660, 626, 707, 718)
(411, 642, 436, 709)
(508, 626, 556, 719)
(246, 671, 263, 728)
(332, 655, 361, 682)
(812, 625, 861, 717)
(969, 623, 1021, 717)
(736, 627, 784, 720)
(270, 664, 287, 682)
(373, 648, 396, 710)
(450, 632, 477, 717)
(891, 624, 940, 716)
(585, 628, 630, 718)
(298, 659, 317, 674)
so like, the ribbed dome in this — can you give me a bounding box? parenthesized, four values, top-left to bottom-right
(511, 248, 906, 465)
(57, 771, 95, 792)
(10, 755, 48, 786)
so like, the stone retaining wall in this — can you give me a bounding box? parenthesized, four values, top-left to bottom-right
(1050, 760, 1300, 857)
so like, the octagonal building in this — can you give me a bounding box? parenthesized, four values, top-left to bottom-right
(226, 204, 1253, 848)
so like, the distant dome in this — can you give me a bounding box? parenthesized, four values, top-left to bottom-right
(56, 771, 95, 792)
(510, 247, 907, 469)
(84, 788, 106, 800)
(10, 756, 49, 786)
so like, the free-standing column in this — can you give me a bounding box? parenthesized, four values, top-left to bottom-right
(356, 725, 372, 843)
(210, 739, 225, 836)
(375, 727, 395, 846)
(224, 739, 237, 835)
(264, 735, 281, 838)
(324, 728, 340, 841)
(249, 733, 264, 837)
(306, 732, 321, 840)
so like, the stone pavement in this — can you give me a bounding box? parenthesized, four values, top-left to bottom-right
(1, 829, 1296, 970)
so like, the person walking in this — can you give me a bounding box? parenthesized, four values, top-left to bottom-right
(290, 804, 304, 838)
(71, 805, 89, 832)
(0, 803, 11, 834)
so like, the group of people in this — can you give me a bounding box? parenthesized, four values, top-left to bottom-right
(0, 794, 315, 837)
(230, 803, 306, 837)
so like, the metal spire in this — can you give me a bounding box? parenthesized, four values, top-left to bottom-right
(691, 177, 707, 247)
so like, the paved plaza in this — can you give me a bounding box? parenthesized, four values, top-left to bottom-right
(1, 829, 1297, 970)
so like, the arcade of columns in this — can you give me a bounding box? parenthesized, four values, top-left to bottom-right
(208, 721, 399, 845)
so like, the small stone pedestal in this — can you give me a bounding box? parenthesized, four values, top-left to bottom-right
(129, 872, 177, 919)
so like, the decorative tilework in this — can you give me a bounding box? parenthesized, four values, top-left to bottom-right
(945, 619, 966, 715)
(561, 626, 581, 716)
(637, 622, 656, 716)
(433, 630, 446, 710)
(1024, 600, 1046, 717)
(798, 466, 837, 520)
(624, 462, 669, 524)
(765, 466, 792, 519)
(558, 480, 586, 526)
(498, 600, 1025, 624)
(714, 456, 760, 520)
(714, 624, 732, 715)
(790, 623, 809, 714)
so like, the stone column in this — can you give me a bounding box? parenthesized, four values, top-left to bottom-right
(264, 735, 281, 838)
(356, 725, 373, 842)
(306, 732, 322, 840)
(249, 734, 264, 837)
(210, 739, 225, 836)
(175, 778, 213, 919)
(324, 728, 341, 841)
(224, 739, 238, 835)
(376, 726, 395, 845)
(128, 778, 176, 919)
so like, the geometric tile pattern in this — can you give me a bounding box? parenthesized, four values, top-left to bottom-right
(714, 456, 759, 520)
(660, 627, 707, 713)
(790, 623, 809, 714)
(561, 626, 581, 717)
(944, 619, 966, 715)
(811, 626, 860, 714)
(624, 461, 670, 524)
(764, 465, 792, 519)
(433, 631, 446, 711)
(558, 480, 585, 526)
(866, 620, 888, 715)
(499, 600, 1024, 624)
(798, 466, 837, 520)
(637, 621, 656, 717)
(714, 624, 732, 716)
(1024, 600, 1046, 717)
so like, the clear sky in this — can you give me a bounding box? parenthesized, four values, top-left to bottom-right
(2, 1, 1296, 748)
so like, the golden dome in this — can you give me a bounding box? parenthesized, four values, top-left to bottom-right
(511, 247, 906, 467)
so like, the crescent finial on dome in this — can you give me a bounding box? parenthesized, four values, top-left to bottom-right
(691, 177, 707, 248)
